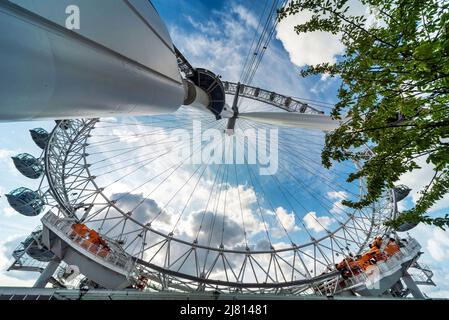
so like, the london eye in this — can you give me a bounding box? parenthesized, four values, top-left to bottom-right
(0, 0, 435, 299)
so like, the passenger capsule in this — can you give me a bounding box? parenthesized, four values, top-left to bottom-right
(22, 230, 55, 262)
(5, 187, 45, 216)
(11, 153, 43, 179)
(394, 185, 412, 202)
(29, 128, 50, 150)
(397, 221, 418, 232)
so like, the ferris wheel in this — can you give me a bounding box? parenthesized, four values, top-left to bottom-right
(1, 0, 429, 298)
(6, 89, 400, 295)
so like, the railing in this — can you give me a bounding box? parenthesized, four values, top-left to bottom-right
(338, 238, 421, 291)
(315, 276, 340, 296)
(42, 212, 135, 274)
(8, 225, 49, 272)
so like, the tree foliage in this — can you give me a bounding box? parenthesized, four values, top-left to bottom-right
(279, 0, 449, 229)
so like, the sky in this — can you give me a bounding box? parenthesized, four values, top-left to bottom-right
(0, 0, 448, 297)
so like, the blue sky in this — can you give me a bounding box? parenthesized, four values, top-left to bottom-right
(151, 2, 449, 298)
(0, 0, 448, 296)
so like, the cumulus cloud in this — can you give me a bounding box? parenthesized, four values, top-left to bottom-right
(327, 190, 348, 215)
(423, 228, 449, 262)
(0, 148, 20, 177)
(397, 157, 449, 213)
(275, 0, 369, 68)
(143, 207, 254, 276)
(0, 235, 39, 284)
(406, 224, 449, 298)
(186, 210, 246, 247)
(2, 1, 447, 294)
(178, 184, 264, 243)
(3, 207, 16, 218)
(0, 149, 14, 160)
(276, 11, 345, 67)
(0, 237, 20, 270)
(303, 211, 334, 233)
(80, 192, 175, 254)
(113, 193, 172, 225)
(270, 207, 300, 238)
(254, 238, 272, 251)
(168, 2, 311, 98)
(276, 207, 300, 232)
(0, 273, 36, 286)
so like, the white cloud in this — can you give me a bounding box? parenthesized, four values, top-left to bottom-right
(321, 73, 331, 81)
(406, 223, 449, 298)
(232, 4, 258, 29)
(171, 26, 244, 81)
(90, 119, 267, 247)
(311, 75, 338, 94)
(276, 11, 345, 67)
(0, 148, 19, 176)
(421, 227, 449, 262)
(0, 149, 14, 160)
(275, 0, 370, 68)
(3, 207, 16, 218)
(398, 157, 449, 213)
(327, 190, 348, 215)
(179, 184, 264, 243)
(0, 273, 35, 287)
(168, 3, 311, 99)
(185, 15, 221, 36)
(0, 235, 39, 287)
(1, 1, 447, 296)
(271, 207, 300, 237)
(427, 237, 449, 262)
(182, 210, 247, 248)
(276, 207, 299, 232)
(327, 191, 348, 200)
(396, 200, 407, 212)
(303, 211, 334, 232)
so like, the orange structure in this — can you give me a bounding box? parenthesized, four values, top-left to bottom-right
(71, 223, 89, 237)
(357, 248, 378, 270)
(88, 229, 110, 249)
(70, 223, 110, 254)
(88, 229, 101, 244)
(384, 239, 400, 256)
(370, 236, 382, 249)
(336, 236, 401, 279)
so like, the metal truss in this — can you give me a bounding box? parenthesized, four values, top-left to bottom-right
(173, 49, 324, 116)
(33, 119, 397, 294)
(174, 46, 194, 78)
(408, 261, 436, 287)
(8, 226, 48, 273)
(223, 81, 324, 114)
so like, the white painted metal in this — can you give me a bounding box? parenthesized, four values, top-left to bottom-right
(191, 86, 212, 112)
(340, 238, 423, 297)
(0, 0, 185, 121)
(239, 112, 345, 131)
(41, 211, 135, 289)
(33, 258, 61, 288)
(0, 286, 429, 300)
(223, 81, 323, 114)
(0, 1, 433, 298)
(33, 117, 395, 293)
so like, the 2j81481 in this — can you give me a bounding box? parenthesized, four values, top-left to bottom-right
(224, 304, 268, 317)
